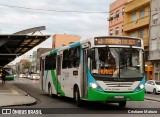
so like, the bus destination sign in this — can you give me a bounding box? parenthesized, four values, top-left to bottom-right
(95, 38, 141, 47)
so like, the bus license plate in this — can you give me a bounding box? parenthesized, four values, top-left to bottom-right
(114, 96, 124, 99)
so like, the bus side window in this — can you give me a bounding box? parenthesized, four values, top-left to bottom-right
(68, 48, 74, 68)
(45, 56, 50, 70)
(50, 54, 56, 69)
(40, 57, 42, 71)
(62, 49, 68, 69)
(48, 55, 52, 70)
(73, 46, 80, 68)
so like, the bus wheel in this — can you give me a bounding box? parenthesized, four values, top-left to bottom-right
(119, 101, 126, 108)
(74, 87, 82, 107)
(48, 84, 53, 98)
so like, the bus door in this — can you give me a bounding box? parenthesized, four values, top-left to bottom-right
(56, 55, 62, 95)
(40, 58, 45, 91)
(82, 49, 88, 98)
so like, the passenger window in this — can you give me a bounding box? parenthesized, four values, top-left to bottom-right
(50, 54, 56, 69)
(73, 46, 80, 68)
(68, 48, 75, 68)
(62, 46, 80, 69)
(62, 50, 69, 69)
(45, 56, 49, 70)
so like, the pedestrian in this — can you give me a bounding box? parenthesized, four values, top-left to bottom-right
(1, 68, 6, 85)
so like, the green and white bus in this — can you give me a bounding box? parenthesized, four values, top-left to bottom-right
(0, 67, 15, 80)
(40, 36, 145, 107)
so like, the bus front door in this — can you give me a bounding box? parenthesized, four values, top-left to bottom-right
(41, 59, 45, 91)
(82, 49, 88, 99)
(56, 55, 62, 96)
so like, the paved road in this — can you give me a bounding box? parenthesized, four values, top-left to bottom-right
(3, 78, 160, 117)
(145, 93, 160, 99)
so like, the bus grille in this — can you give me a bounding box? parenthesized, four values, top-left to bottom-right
(104, 82, 133, 87)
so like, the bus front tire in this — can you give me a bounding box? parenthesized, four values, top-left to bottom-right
(74, 87, 83, 107)
(119, 101, 126, 108)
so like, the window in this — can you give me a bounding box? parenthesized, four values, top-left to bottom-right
(150, 81, 154, 85)
(139, 30, 144, 39)
(130, 32, 136, 37)
(110, 29, 113, 35)
(62, 49, 69, 69)
(146, 81, 151, 84)
(68, 48, 75, 68)
(131, 13, 136, 21)
(73, 46, 80, 67)
(122, 25, 123, 33)
(45, 54, 57, 70)
(151, 39, 157, 51)
(45, 56, 50, 70)
(116, 10, 119, 18)
(122, 8, 124, 16)
(153, 14, 158, 25)
(62, 46, 80, 69)
(139, 10, 145, 19)
(50, 54, 56, 69)
(115, 27, 119, 35)
(155, 63, 159, 68)
(144, 51, 149, 61)
(110, 13, 113, 20)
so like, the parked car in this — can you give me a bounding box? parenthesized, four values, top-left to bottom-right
(19, 73, 27, 78)
(145, 80, 160, 94)
(30, 73, 40, 80)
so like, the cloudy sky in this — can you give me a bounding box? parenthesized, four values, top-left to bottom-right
(0, 0, 115, 64)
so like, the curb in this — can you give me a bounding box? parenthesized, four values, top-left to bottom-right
(0, 82, 37, 107)
(0, 95, 37, 107)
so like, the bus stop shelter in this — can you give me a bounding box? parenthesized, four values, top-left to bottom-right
(0, 34, 50, 67)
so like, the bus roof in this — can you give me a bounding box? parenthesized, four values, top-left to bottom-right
(41, 36, 143, 57)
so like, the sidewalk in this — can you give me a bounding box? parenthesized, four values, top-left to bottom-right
(0, 80, 36, 107)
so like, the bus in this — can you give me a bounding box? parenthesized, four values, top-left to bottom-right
(40, 36, 145, 107)
(0, 67, 15, 80)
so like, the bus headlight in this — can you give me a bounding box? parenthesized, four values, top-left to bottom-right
(90, 83, 98, 89)
(139, 84, 144, 89)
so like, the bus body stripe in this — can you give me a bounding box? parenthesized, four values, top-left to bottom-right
(51, 69, 57, 91)
(69, 42, 80, 48)
(51, 69, 65, 96)
(87, 67, 104, 91)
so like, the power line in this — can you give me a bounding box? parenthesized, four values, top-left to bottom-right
(0, 3, 109, 14)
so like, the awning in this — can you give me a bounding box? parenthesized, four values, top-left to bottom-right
(0, 34, 50, 66)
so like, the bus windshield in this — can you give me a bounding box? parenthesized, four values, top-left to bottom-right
(91, 47, 144, 78)
(4, 68, 13, 75)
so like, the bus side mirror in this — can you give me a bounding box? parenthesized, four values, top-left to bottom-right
(87, 49, 92, 58)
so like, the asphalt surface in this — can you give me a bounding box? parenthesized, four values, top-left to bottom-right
(1, 77, 160, 117)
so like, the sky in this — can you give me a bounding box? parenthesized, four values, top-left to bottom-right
(0, 0, 115, 64)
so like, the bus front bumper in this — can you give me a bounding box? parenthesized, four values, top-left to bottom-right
(5, 75, 14, 80)
(87, 88, 144, 101)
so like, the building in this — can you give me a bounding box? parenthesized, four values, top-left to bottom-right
(108, 0, 132, 36)
(37, 48, 52, 72)
(149, 0, 160, 81)
(123, 0, 150, 62)
(52, 34, 80, 49)
(31, 51, 37, 73)
(16, 59, 31, 74)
